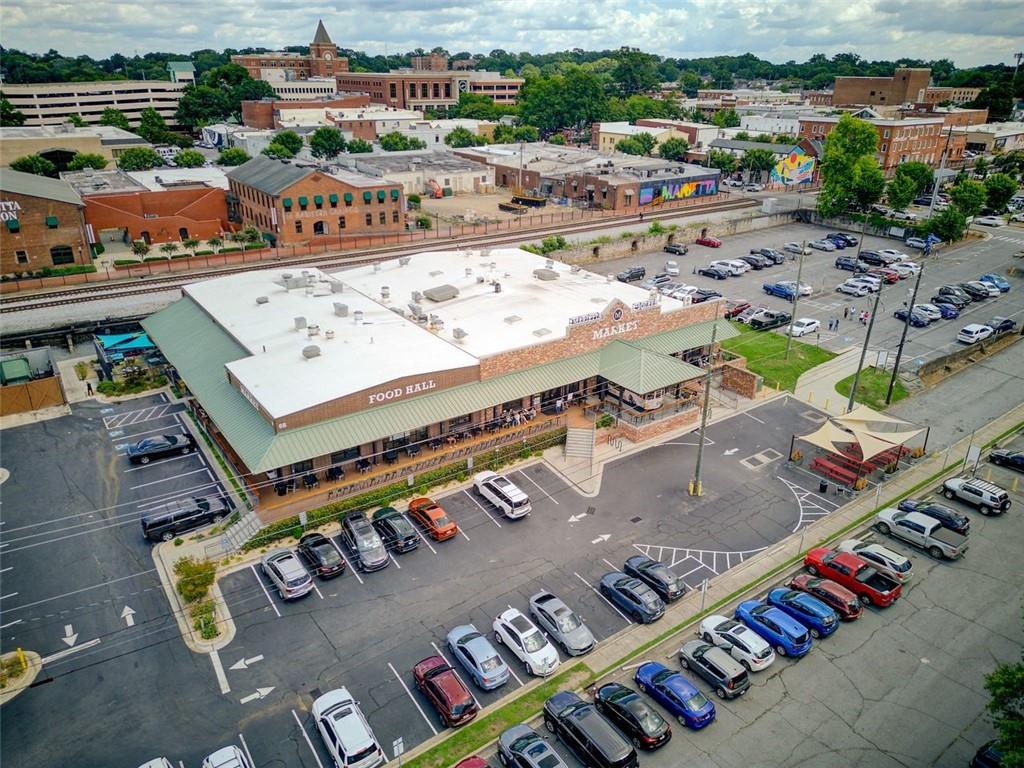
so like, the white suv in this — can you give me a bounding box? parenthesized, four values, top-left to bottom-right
(313, 688, 386, 768)
(698, 615, 776, 672)
(202, 747, 252, 768)
(492, 607, 560, 676)
(474, 471, 531, 519)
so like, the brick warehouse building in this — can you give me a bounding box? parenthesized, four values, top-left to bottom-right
(831, 67, 931, 107)
(240, 94, 371, 130)
(226, 156, 405, 246)
(798, 114, 948, 171)
(143, 249, 753, 521)
(0, 170, 90, 275)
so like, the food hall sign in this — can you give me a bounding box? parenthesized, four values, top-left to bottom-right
(368, 378, 437, 405)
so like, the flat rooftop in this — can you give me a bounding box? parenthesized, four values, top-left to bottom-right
(354, 152, 484, 173)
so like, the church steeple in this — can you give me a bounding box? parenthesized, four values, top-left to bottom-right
(312, 20, 333, 45)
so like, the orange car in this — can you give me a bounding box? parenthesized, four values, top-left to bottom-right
(408, 497, 458, 541)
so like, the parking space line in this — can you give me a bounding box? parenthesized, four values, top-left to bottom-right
(290, 709, 325, 768)
(387, 661, 438, 736)
(742, 410, 766, 425)
(676, 563, 706, 580)
(573, 571, 632, 624)
(431, 641, 481, 710)
(0, 619, 22, 630)
(238, 734, 255, 768)
(129, 467, 208, 490)
(332, 543, 363, 585)
(209, 648, 231, 694)
(123, 452, 198, 472)
(249, 564, 281, 618)
(601, 558, 617, 571)
(113, 423, 180, 441)
(389, 553, 402, 569)
(0, 592, 18, 600)
(402, 512, 437, 555)
(458, 526, 471, 542)
(311, 580, 324, 600)
(516, 470, 559, 505)
(461, 490, 502, 528)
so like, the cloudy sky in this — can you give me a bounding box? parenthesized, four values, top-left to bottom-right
(2, 0, 1020, 67)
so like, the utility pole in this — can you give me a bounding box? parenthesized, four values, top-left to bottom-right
(928, 128, 953, 221)
(689, 320, 718, 497)
(846, 283, 884, 413)
(784, 242, 806, 359)
(885, 264, 925, 405)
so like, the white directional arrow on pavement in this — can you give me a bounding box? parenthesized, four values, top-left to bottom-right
(239, 686, 275, 704)
(62, 624, 78, 647)
(120, 606, 136, 627)
(567, 513, 586, 523)
(229, 655, 265, 671)
(723, 448, 738, 455)
(591, 534, 611, 544)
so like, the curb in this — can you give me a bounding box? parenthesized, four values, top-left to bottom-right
(0, 651, 41, 706)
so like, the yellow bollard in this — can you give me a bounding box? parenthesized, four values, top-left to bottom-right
(984, 467, 992, 481)
(1013, 477, 1019, 493)
(824, 398, 829, 411)
(16, 647, 26, 672)
(807, 391, 813, 403)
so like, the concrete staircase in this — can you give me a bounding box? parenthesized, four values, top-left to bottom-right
(219, 510, 265, 554)
(564, 427, 596, 461)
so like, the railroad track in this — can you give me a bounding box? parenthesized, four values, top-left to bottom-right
(1, 197, 758, 314)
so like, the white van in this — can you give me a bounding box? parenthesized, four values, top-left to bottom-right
(473, 471, 531, 519)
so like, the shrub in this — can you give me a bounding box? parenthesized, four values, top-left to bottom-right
(143, 256, 167, 262)
(408, 193, 421, 204)
(596, 414, 615, 429)
(91, 243, 105, 256)
(174, 556, 216, 603)
(190, 600, 218, 639)
(194, 250, 215, 256)
(416, 213, 432, 230)
(171, 253, 192, 259)
(219, 246, 242, 253)
(174, 537, 184, 546)
(291, 525, 304, 540)
(96, 381, 116, 395)
(113, 259, 140, 266)
(73, 361, 90, 380)
(35, 264, 97, 277)
(647, 221, 666, 235)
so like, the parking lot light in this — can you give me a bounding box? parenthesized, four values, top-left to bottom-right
(689, 319, 718, 497)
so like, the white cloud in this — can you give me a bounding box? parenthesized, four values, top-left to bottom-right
(0, 0, 1018, 66)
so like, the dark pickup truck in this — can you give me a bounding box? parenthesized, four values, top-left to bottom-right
(803, 548, 902, 607)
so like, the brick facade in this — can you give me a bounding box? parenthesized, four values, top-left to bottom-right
(0, 191, 90, 274)
(241, 95, 370, 129)
(82, 187, 230, 245)
(720, 361, 761, 399)
(232, 23, 348, 82)
(832, 68, 931, 106)
(799, 116, 946, 170)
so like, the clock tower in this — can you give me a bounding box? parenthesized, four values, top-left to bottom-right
(308, 20, 341, 78)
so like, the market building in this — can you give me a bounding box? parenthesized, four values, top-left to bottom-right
(143, 249, 753, 522)
(0, 170, 91, 275)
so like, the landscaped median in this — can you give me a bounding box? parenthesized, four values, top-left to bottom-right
(397, 408, 1024, 768)
(835, 365, 908, 410)
(721, 321, 836, 392)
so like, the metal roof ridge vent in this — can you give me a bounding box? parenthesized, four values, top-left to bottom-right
(423, 284, 459, 302)
(453, 327, 469, 341)
(302, 345, 321, 359)
(532, 268, 558, 281)
(532, 327, 552, 337)
(504, 315, 522, 324)
(255, 296, 269, 306)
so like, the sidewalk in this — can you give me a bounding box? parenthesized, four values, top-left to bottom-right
(793, 345, 873, 415)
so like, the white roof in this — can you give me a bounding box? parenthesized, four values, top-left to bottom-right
(596, 122, 670, 136)
(127, 168, 231, 191)
(182, 249, 690, 419)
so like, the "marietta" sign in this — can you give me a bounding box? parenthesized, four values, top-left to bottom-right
(0, 201, 22, 222)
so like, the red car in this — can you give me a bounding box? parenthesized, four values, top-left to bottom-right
(724, 300, 751, 319)
(787, 574, 863, 621)
(408, 496, 458, 541)
(454, 759, 488, 768)
(867, 267, 900, 284)
(803, 548, 901, 607)
(413, 655, 478, 727)
(696, 235, 722, 248)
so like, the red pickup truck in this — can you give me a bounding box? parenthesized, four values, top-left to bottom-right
(803, 548, 902, 607)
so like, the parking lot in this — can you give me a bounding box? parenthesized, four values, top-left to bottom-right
(600, 221, 1024, 369)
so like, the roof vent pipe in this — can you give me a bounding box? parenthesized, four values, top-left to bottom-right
(353, 310, 364, 324)
(294, 316, 307, 331)
(334, 302, 348, 317)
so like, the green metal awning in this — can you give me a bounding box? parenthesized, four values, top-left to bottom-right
(377, 190, 386, 201)
(45, 215, 58, 228)
(631, 318, 738, 356)
(362, 191, 372, 203)
(314, 195, 324, 205)
(329, 193, 339, 204)
(298, 196, 309, 206)
(282, 198, 292, 209)
(5, 219, 19, 232)
(599, 342, 703, 394)
(344, 192, 353, 203)
(390, 189, 399, 200)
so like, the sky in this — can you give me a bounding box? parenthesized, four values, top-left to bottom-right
(1, 0, 1021, 67)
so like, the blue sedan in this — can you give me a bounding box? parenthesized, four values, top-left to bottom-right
(933, 302, 960, 319)
(634, 661, 715, 729)
(599, 572, 665, 624)
(979, 273, 1010, 292)
(766, 588, 840, 639)
(893, 307, 930, 327)
(447, 624, 511, 690)
(735, 600, 813, 658)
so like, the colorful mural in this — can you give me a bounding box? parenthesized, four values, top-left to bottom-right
(770, 150, 816, 185)
(639, 177, 718, 206)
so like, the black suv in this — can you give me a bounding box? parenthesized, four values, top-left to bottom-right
(370, 507, 419, 553)
(623, 555, 687, 602)
(897, 498, 971, 536)
(750, 310, 791, 330)
(829, 232, 858, 246)
(341, 512, 389, 571)
(594, 682, 670, 750)
(544, 691, 639, 768)
(939, 284, 973, 303)
(663, 243, 688, 255)
(956, 282, 990, 301)
(141, 494, 232, 542)
(616, 265, 646, 283)
(858, 250, 891, 267)
(738, 254, 768, 270)
(835, 255, 868, 272)
(752, 248, 785, 264)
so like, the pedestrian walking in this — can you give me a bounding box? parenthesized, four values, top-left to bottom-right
(86, 381, 94, 396)
(834, 317, 840, 331)
(843, 306, 850, 320)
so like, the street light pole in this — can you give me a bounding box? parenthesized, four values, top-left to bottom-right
(846, 283, 884, 413)
(689, 320, 718, 497)
(928, 128, 953, 221)
(784, 243, 806, 359)
(885, 263, 925, 405)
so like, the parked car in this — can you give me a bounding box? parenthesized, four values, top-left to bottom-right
(616, 265, 646, 282)
(737, 254, 767, 270)
(543, 691, 639, 768)
(803, 548, 902, 606)
(261, 548, 314, 600)
(905, 237, 928, 249)
(745, 183, 764, 192)
(664, 260, 680, 276)
(407, 496, 458, 541)
(497, 725, 570, 768)
(711, 259, 748, 275)
(927, 300, 960, 318)
(958, 324, 994, 344)
(824, 234, 848, 249)
(913, 304, 943, 321)
(783, 242, 810, 255)
(664, 243, 688, 256)
(838, 538, 914, 582)
(753, 247, 786, 264)
(734, 600, 813, 657)
(891, 263, 918, 278)
(749, 310, 792, 330)
(340, 512, 389, 572)
(939, 284, 973, 303)
(593, 682, 671, 750)
(852, 274, 880, 292)
(474, 470, 531, 519)
(867, 267, 900, 284)
(599, 572, 665, 623)
(677, 640, 750, 699)
(960, 281, 996, 300)
(201, 747, 252, 768)
(989, 448, 1024, 473)
(454, 758, 489, 768)
(633, 662, 716, 729)
(835, 255, 869, 272)
(747, 252, 775, 268)
(623, 554, 688, 602)
(698, 266, 731, 280)
(931, 293, 968, 310)
(413, 655, 479, 727)
(697, 615, 776, 671)
(891, 210, 918, 221)
(778, 280, 813, 296)
(371, 507, 419, 553)
(736, 306, 769, 324)
(988, 317, 1017, 335)
(829, 233, 858, 246)
(941, 477, 1012, 514)
(874, 508, 969, 560)
(974, 215, 1004, 227)
(763, 282, 797, 300)
(724, 299, 752, 319)
(786, 574, 863, 621)
(493, 608, 560, 677)
(640, 273, 673, 290)
(809, 239, 837, 251)
(297, 532, 346, 579)
(723, 177, 744, 187)
(127, 433, 196, 464)
(897, 498, 972, 533)
(979, 273, 1010, 292)
(447, 624, 510, 690)
(787, 318, 820, 337)
(690, 288, 722, 303)
(970, 740, 1005, 768)
(765, 587, 840, 639)
(529, 591, 596, 656)
(140, 494, 232, 542)
(893, 307, 930, 327)
(858, 250, 889, 266)
(696, 235, 722, 247)
(837, 280, 871, 297)
(312, 688, 387, 768)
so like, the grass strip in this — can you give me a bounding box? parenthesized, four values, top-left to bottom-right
(835, 366, 908, 410)
(720, 324, 836, 392)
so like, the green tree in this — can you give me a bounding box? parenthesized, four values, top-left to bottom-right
(928, 206, 967, 242)
(206, 236, 223, 252)
(893, 161, 933, 197)
(175, 85, 232, 128)
(741, 148, 777, 182)
(774, 134, 798, 144)
(66, 113, 86, 127)
(974, 157, 990, 179)
(816, 113, 879, 218)
(733, 131, 752, 141)
(886, 173, 918, 211)
(309, 127, 346, 159)
(67, 152, 108, 171)
(983, 651, 1024, 767)
(216, 147, 250, 166)
(182, 237, 200, 255)
(513, 125, 540, 142)
(706, 149, 738, 175)
(173, 149, 206, 168)
(378, 131, 426, 151)
(969, 82, 1014, 121)
(993, 150, 1024, 179)
(261, 142, 294, 159)
(750, 133, 774, 143)
(548, 133, 567, 145)
(658, 136, 690, 161)
(159, 242, 179, 258)
(273, 130, 304, 155)
(448, 92, 513, 120)
(9, 154, 56, 176)
(137, 107, 171, 143)
(712, 108, 740, 128)
(0, 95, 26, 126)
(985, 173, 1018, 212)
(949, 180, 988, 217)
(850, 156, 887, 212)
(615, 132, 657, 156)
(347, 138, 373, 154)
(678, 71, 701, 97)
(444, 126, 487, 148)
(99, 107, 130, 131)
(611, 47, 659, 96)
(117, 147, 164, 171)
(131, 240, 150, 258)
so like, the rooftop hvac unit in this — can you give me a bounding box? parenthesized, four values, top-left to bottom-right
(532, 268, 558, 281)
(398, 256, 412, 266)
(411, 290, 423, 302)
(390, 306, 406, 317)
(353, 310, 364, 324)
(380, 286, 390, 301)
(324, 329, 335, 340)
(255, 296, 269, 306)
(570, 265, 581, 273)
(302, 345, 321, 359)
(453, 328, 468, 341)
(334, 302, 348, 317)
(307, 324, 321, 337)
(294, 316, 307, 331)
(330, 281, 344, 293)
(493, 282, 502, 293)
(408, 302, 423, 315)
(545, 259, 555, 269)
(423, 284, 459, 302)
